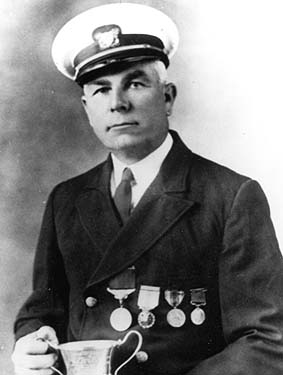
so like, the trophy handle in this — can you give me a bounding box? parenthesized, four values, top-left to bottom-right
(114, 330, 143, 375)
(50, 365, 64, 375)
(39, 338, 64, 375)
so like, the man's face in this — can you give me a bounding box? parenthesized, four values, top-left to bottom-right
(82, 61, 176, 162)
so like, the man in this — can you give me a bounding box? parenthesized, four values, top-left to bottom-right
(12, 3, 283, 375)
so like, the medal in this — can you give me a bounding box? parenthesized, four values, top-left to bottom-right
(107, 288, 136, 331)
(165, 290, 186, 328)
(190, 307, 205, 325)
(137, 285, 160, 329)
(190, 288, 207, 325)
(110, 307, 132, 332)
(107, 267, 136, 332)
(138, 310, 156, 329)
(167, 308, 186, 328)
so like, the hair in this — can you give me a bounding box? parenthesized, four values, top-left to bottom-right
(151, 60, 168, 84)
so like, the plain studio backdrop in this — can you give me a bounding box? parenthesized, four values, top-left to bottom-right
(1, 0, 283, 373)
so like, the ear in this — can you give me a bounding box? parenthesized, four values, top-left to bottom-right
(81, 95, 94, 127)
(81, 95, 90, 117)
(81, 95, 87, 108)
(164, 83, 177, 116)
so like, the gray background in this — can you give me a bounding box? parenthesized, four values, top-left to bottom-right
(1, 0, 283, 373)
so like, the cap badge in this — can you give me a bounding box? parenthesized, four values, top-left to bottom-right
(92, 24, 121, 51)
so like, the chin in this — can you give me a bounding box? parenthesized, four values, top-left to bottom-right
(110, 134, 144, 151)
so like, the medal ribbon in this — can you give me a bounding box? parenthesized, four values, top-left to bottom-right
(138, 285, 160, 311)
(164, 290, 185, 308)
(107, 267, 136, 303)
(190, 288, 207, 307)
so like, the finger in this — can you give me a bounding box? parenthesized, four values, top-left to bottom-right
(36, 326, 59, 346)
(13, 352, 58, 369)
(15, 336, 49, 354)
(14, 365, 54, 375)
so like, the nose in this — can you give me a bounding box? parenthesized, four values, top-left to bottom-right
(110, 88, 130, 112)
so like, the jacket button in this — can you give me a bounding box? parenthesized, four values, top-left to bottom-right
(85, 296, 98, 307)
(136, 351, 148, 363)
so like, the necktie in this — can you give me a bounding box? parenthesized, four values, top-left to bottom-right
(114, 168, 135, 223)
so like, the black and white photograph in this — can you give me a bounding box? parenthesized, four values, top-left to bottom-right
(1, 1, 283, 374)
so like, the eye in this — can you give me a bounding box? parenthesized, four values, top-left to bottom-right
(92, 86, 111, 96)
(129, 81, 145, 89)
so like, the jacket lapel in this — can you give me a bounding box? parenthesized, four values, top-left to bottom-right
(75, 157, 121, 254)
(86, 131, 198, 287)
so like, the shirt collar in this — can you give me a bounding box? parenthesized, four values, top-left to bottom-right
(111, 132, 173, 188)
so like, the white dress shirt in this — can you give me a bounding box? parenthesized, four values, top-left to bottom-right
(111, 132, 173, 208)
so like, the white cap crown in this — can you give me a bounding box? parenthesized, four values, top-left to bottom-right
(51, 3, 179, 83)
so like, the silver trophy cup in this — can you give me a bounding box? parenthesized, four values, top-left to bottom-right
(46, 330, 142, 375)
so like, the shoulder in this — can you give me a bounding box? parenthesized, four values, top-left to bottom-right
(170, 130, 251, 195)
(188, 152, 265, 216)
(48, 159, 108, 205)
(190, 152, 250, 191)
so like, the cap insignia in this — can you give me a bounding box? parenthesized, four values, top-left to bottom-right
(92, 24, 121, 51)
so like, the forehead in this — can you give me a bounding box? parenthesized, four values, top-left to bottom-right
(84, 61, 158, 87)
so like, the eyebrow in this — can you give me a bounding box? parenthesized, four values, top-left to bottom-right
(123, 70, 151, 83)
(90, 78, 111, 86)
(90, 69, 151, 87)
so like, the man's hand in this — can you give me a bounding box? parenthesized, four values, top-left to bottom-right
(12, 326, 59, 375)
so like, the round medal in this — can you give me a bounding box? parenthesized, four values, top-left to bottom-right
(190, 307, 205, 325)
(110, 307, 132, 331)
(167, 308, 186, 328)
(138, 310, 155, 329)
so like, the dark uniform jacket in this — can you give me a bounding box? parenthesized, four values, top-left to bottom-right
(14, 131, 283, 375)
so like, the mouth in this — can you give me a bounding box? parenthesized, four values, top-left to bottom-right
(107, 122, 138, 131)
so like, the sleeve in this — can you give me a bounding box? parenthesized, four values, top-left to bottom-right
(14, 187, 69, 342)
(189, 180, 283, 375)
